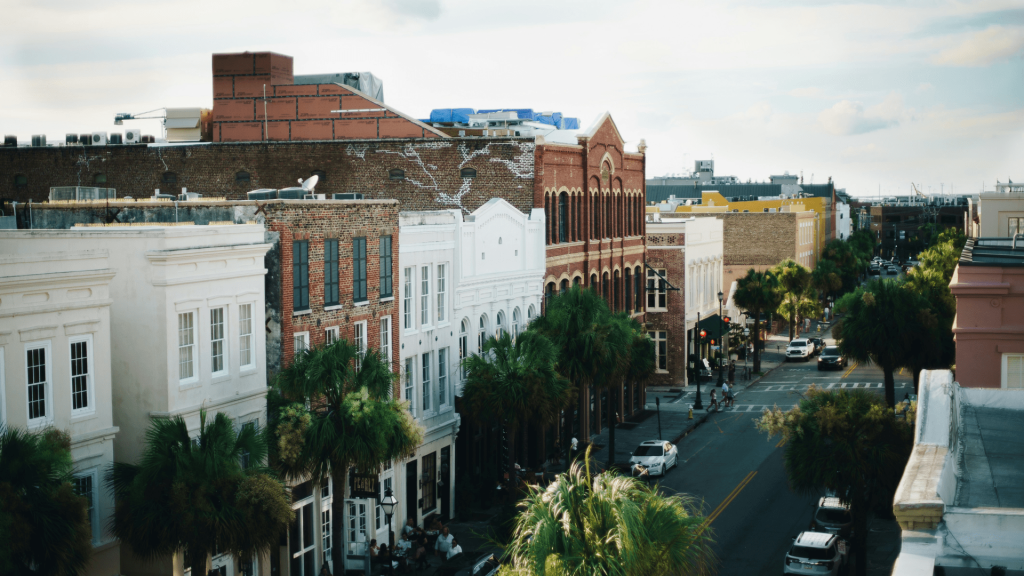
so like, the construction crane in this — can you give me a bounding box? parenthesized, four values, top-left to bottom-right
(911, 183, 926, 199)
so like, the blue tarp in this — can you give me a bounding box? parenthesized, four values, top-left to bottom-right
(561, 117, 580, 130)
(477, 108, 536, 121)
(429, 108, 475, 123)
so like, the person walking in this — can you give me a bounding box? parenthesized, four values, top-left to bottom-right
(709, 388, 720, 412)
(721, 381, 732, 408)
(434, 526, 454, 558)
(727, 360, 736, 386)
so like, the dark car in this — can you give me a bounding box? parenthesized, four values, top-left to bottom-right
(817, 346, 846, 371)
(809, 338, 825, 355)
(446, 550, 503, 576)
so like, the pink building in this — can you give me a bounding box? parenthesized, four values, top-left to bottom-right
(950, 237, 1024, 388)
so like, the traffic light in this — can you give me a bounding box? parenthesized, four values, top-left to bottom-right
(710, 339, 716, 346)
(724, 316, 731, 324)
(699, 330, 707, 340)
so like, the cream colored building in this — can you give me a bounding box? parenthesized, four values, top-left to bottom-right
(0, 248, 120, 576)
(974, 191, 1024, 237)
(1, 224, 272, 576)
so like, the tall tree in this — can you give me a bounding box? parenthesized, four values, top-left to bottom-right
(603, 314, 656, 469)
(533, 286, 616, 457)
(461, 330, 572, 483)
(777, 287, 822, 339)
(757, 388, 913, 576)
(810, 258, 843, 301)
(272, 339, 424, 572)
(108, 411, 293, 575)
(771, 259, 813, 341)
(0, 426, 92, 576)
(833, 279, 927, 407)
(501, 451, 715, 576)
(732, 269, 781, 373)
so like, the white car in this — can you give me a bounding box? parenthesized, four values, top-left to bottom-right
(786, 339, 814, 362)
(783, 531, 848, 575)
(628, 440, 678, 477)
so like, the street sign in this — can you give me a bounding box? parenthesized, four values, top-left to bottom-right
(710, 346, 720, 350)
(350, 473, 380, 499)
(743, 328, 750, 335)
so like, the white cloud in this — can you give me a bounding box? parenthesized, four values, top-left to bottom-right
(916, 82, 935, 92)
(789, 87, 824, 98)
(933, 25, 1024, 66)
(818, 94, 905, 136)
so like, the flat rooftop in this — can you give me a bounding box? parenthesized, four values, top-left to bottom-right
(957, 405, 1024, 508)
(959, 237, 1024, 267)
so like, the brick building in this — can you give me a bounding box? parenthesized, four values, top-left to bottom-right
(869, 201, 970, 260)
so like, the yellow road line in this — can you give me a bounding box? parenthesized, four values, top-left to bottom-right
(705, 471, 757, 525)
(776, 437, 787, 448)
(841, 362, 859, 379)
(899, 367, 904, 375)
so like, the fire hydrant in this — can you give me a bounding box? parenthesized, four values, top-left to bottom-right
(688, 404, 694, 420)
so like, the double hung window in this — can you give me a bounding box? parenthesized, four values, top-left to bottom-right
(239, 303, 254, 369)
(436, 264, 447, 323)
(293, 241, 309, 311)
(26, 343, 50, 422)
(403, 268, 413, 329)
(210, 308, 227, 376)
(404, 357, 415, 415)
(354, 321, 367, 362)
(324, 239, 339, 307)
(380, 236, 393, 298)
(70, 337, 92, 413)
(647, 269, 667, 310)
(178, 312, 196, 382)
(353, 237, 367, 303)
(421, 353, 431, 412)
(73, 472, 99, 545)
(420, 266, 430, 326)
(649, 331, 668, 372)
(438, 348, 448, 408)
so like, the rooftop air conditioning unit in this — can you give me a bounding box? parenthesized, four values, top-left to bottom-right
(4, 135, 17, 147)
(277, 187, 306, 200)
(246, 189, 278, 200)
(109, 133, 123, 144)
(124, 128, 142, 144)
(178, 192, 202, 201)
(303, 194, 326, 200)
(333, 193, 364, 200)
(153, 194, 175, 200)
(79, 134, 91, 145)
(92, 132, 108, 145)
(31, 134, 47, 147)
(65, 134, 79, 145)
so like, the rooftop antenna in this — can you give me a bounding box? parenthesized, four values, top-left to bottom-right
(298, 174, 319, 193)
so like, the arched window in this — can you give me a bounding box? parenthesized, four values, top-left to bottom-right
(235, 171, 250, 184)
(527, 304, 536, 322)
(460, 167, 476, 179)
(496, 311, 505, 337)
(545, 282, 556, 308)
(613, 270, 621, 312)
(590, 273, 599, 292)
(162, 172, 177, 185)
(512, 308, 521, 339)
(602, 272, 609, 304)
(635, 265, 643, 312)
(93, 173, 107, 185)
(603, 195, 610, 239)
(573, 276, 581, 287)
(311, 169, 326, 183)
(459, 319, 470, 378)
(575, 194, 582, 241)
(558, 193, 568, 244)
(560, 279, 569, 294)
(389, 169, 405, 180)
(545, 195, 552, 245)
(14, 174, 27, 188)
(592, 194, 600, 239)
(478, 315, 489, 353)
(624, 268, 632, 313)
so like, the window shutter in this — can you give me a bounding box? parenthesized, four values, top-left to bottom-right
(1007, 355, 1024, 389)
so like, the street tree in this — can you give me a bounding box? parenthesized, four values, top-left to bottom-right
(771, 259, 813, 341)
(756, 388, 912, 576)
(500, 451, 715, 576)
(833, 279, 928, 407)
(108, 411, 292, 575)
(0, 425, 92, 576)
(603, 314, 656, 470)
(461, 330, 573, 484)
(777, 287, 822, 339)
(810, 258, 843, 301)
(733, 269, 781, 373)
(273, 339, 424, 572)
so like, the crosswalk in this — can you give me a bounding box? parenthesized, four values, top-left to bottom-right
(758, 382, 908, 392)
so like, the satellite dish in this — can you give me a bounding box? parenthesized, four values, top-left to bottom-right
(300, 175, 319, 192)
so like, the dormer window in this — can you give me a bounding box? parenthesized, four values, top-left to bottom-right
(460, 168, 476, 179)
(389, 169, 405, 180)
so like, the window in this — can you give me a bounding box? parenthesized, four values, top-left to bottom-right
(1009, 218, 1023, 237)
(162, 171, 177, 185)
(459, 319, 469, 379)
(93, 173, 107, 185)
(380, 236, 393, 298)
(380, 317, 392, 369)
(70, 337, 92, 413)
(376, 476, 392, 532)
(421, 452, 437, 512)
(347, 501, 367, 549)
(73, 472, 99, 545)
(460, 167, 476, 179)
(527, 305, 536, 322)
(210, 307, 227, 376)
(649, 331, 668, 372)
(14, 174, 27, 188)
(635, 266, 643, 312)
(436, 264, 447, 323)
(496, 311, 505, 337)
(403, 267, 414, 329)
(478, 315, 488, 353)
(178, 312, 196, 382)
(354, 321, 367, 362)
(592, 196, 599, 238)
(647, 268, 667, 310)
(325, 326, 339, 345)
(353, 237, 367, 303)
(324, 239, 339, 307)
(320, 484, 332, 566)
(1003, 354, 1024, 389)
(235, 171, 250, 183)
(438, 348, 448, 408)
(294, 331, 309, 354)
(404, 357, 415, 415)
(512, 308, 521, 339)
(625, 268, 633, 314)
(26, 343, 50, 422)
(558, 193, 568, 243)
(422, 352, 431, 412)
(420, 266, 430, 326)
(389, 169, 405, 180)
(293, 241, 309, 311)
(239, 303, 254, 369)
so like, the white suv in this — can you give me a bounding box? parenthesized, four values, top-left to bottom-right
(786, 339, 813, 362)
(783, 532, 848, 575)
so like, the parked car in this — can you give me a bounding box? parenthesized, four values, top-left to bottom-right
(783, 532, 849, 576)
(817, 346, 847, 371)
(809, 338, 825, 355)
(786, 339, 814, 362)
(628, 440, 678, 477)
(811, 497, 853, 538)
(449, 551, 503, 576)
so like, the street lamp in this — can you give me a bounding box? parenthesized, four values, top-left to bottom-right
(381, 488, 398, 548)
(655, 397, 663, 440)
(717, 291, 725, 387)
(693, 312, 704, 410)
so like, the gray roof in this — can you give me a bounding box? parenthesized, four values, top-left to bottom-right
(959, 238, 1024, 267)
(957, 405, 1024, 508)
(647, 183, 834, 204)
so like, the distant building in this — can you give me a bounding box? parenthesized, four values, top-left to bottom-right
(868, 199, 969, 260)
(0, 246, 120, 576)
(969, 183, 1024, 238)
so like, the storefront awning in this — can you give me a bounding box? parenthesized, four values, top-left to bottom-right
(697, 313, 728, 335)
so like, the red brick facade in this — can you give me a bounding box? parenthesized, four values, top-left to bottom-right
(645, 231, 687, 387)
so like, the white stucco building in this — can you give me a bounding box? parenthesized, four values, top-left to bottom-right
(0, 224, 272, 576)
(836, 201, 851, 240)
(0, 247, 120, 576)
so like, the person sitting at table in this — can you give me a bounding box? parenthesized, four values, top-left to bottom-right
(376, 543, 393, 574)
(402, 518, 417, 538)
(414, 533, 430, 570)
(368, 539, 379, 559)
(446, 538, 463, 561)
(395, 532, 412, 556)
(427, 516, 444, 532)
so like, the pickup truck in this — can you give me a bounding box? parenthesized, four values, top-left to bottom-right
(786, 339, 814, 362)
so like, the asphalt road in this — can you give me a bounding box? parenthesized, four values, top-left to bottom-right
(648, 347, 914, 574)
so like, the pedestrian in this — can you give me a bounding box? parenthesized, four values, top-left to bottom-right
(434, 526, 454, 557)
(319, 562, 332, 576)
(446, 538, 464, 561)
(721, 381, 732, 408)
(709, 388, 720, 412)
(728, 360, 736, 385)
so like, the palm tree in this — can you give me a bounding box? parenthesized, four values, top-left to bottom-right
(108, 411, 293, 575)
(810, 258, 843, 301)
(756, 388, 913, 576)
(732, 269, 781, 374)
(532, 286, 615, 457)
(273, 339, 423, 572)
(771, 259, 812, 341)
(776, 287, 822, 340)
(0, 425, 92, 576)
(502, 450, 715, 576)
(461, 330, 572, 483)
(604, 315, 655, 469)
(833, 279, 926, 407)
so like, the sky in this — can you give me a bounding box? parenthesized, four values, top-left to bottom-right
(3, 0, 1022, 198)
